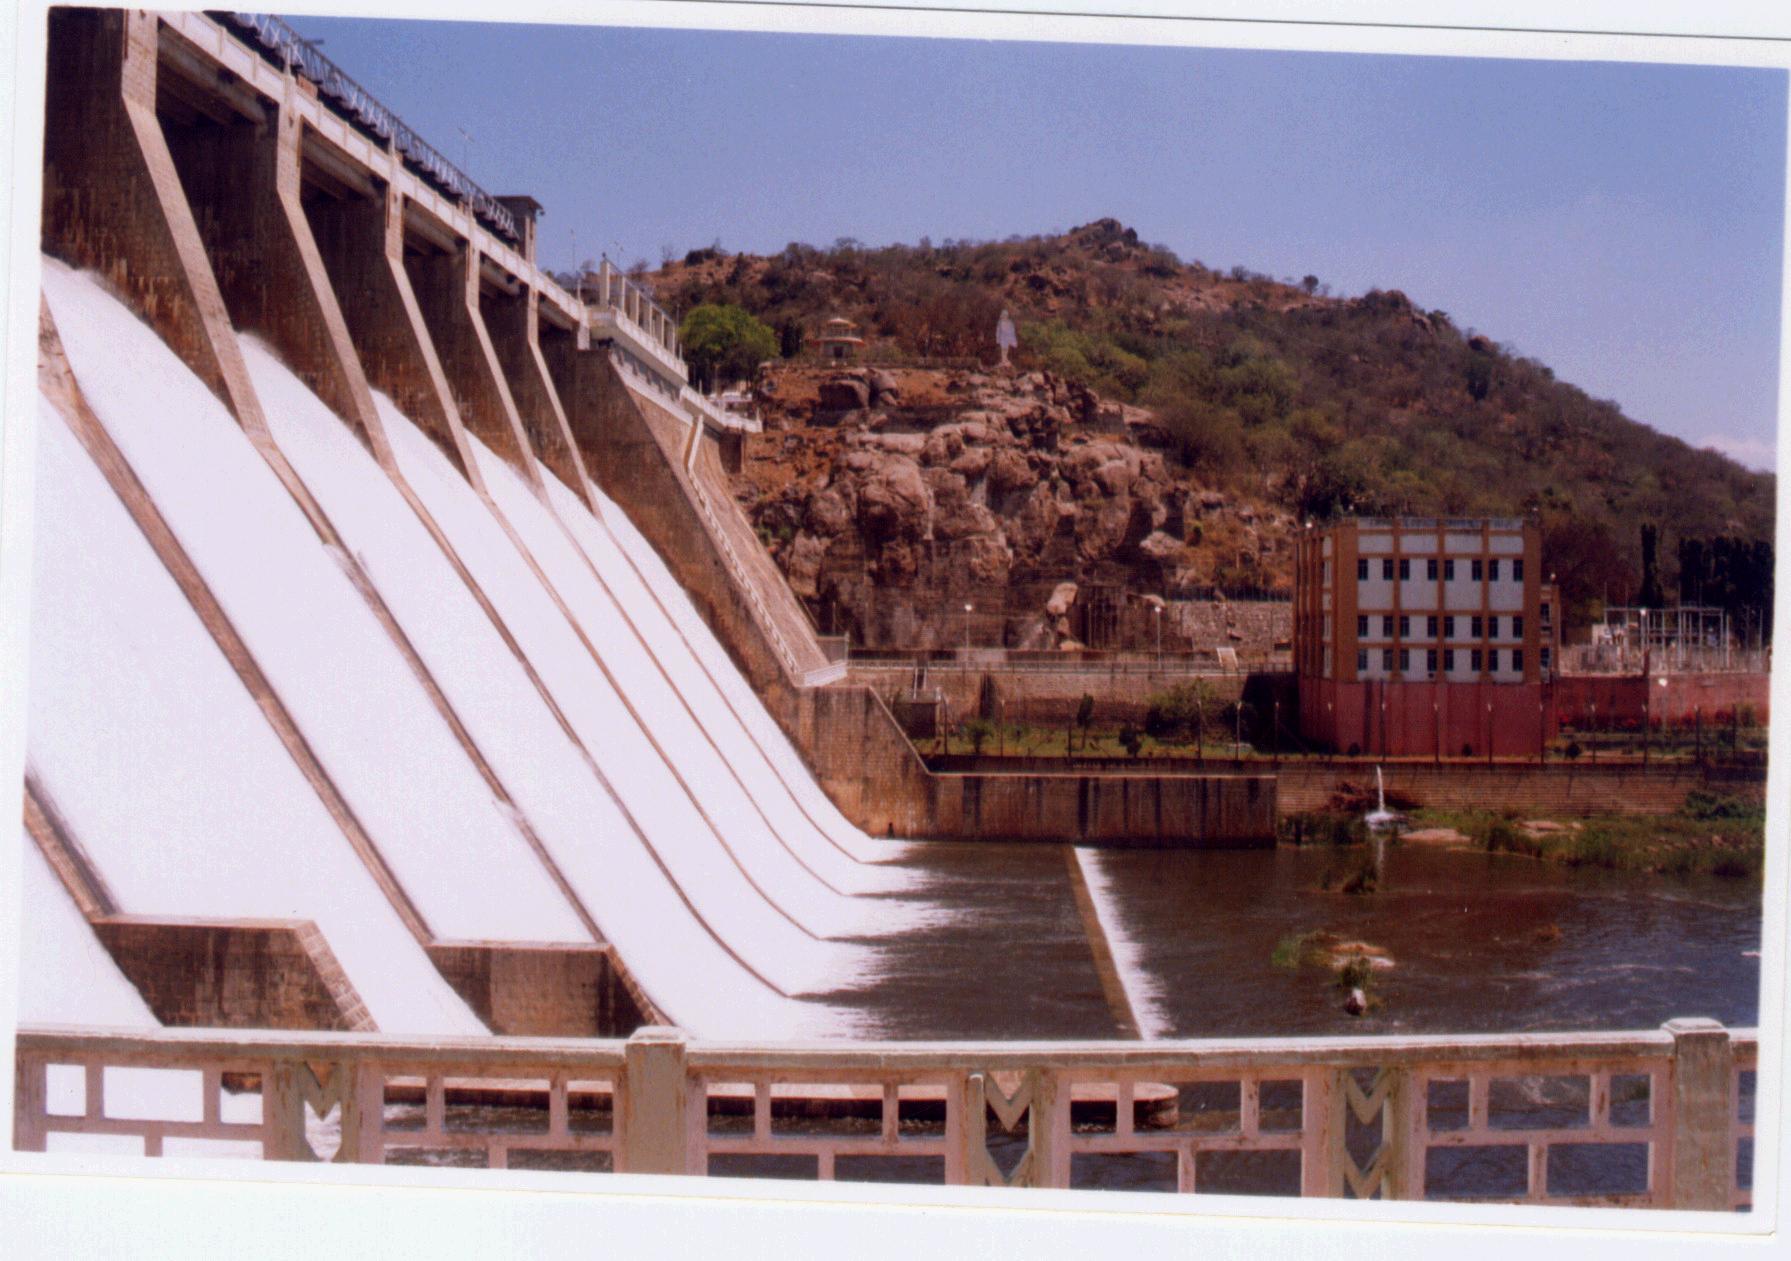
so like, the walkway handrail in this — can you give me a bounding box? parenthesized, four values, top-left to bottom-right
(641, 357, 817, 684)
(15, 1021, 1756, 1207)
(220, 13, 520, 244)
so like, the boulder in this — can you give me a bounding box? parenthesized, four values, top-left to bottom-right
(950, 447, 993, 479)
(804, 488, 852, 538)
(856, 456, 931, 546)
(818, 375, 871, 412)
(866, 368, 902, 406)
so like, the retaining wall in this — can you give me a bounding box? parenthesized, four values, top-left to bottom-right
(1276, 760, 1764, 817)
(424, 943, 651, 1037)
(792, 685, 1274, 844)
(848, 664, 1249, 724)
(93, 916, 372, 1030)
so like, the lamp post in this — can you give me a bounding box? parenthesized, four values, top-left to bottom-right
(963, 602, 973, 655)
(1433, 699, 1440, 766)
(1153, 604, 1162, 668)
(1589, 699, 1597, 764)
(1486, 700, 1494, 767)
(1654, 680, 1669, 766)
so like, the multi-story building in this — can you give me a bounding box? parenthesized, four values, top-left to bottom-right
(1293, 517, 1560, 757)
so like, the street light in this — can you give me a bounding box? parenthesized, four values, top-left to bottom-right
(1153, 604, 1162, 668)
(1654, 673, 1669, 763)
(963, 602, 973, 654)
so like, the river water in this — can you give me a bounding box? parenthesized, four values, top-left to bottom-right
(374, 841, 1761, 1198)
(840, 840, 1762, 1040)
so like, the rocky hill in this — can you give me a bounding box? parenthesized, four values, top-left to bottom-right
(737, 363, 1291, 650)
(645, 219, 1775, 648)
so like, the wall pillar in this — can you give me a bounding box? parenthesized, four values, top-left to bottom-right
(482, 286, 597, 510)
(41, 7, 266, 434)
(404, 236, 544, 493)
(305, 183, 485, 488)
(157, 65, 390, 461)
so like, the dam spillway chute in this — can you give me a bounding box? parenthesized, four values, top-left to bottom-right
(37, 258, 889, 1038)
(542, 469, 929, 898)
(26, 381, 484, 1036)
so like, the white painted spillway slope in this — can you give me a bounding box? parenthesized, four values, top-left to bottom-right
(18, 830, 155, 1028)
(252, 342, 861, 1031)
(375, 395, 871, 1034)
(539, 469, 926, 901)
(592, 473, 914, 868)
(40, 260, 584, 953)
(26, 392, 482, 1035)
(470, 437, 933, 941)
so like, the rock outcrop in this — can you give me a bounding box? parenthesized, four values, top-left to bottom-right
(734, 365, 1295, 649)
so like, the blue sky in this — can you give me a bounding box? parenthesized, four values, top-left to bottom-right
(295, 14, 1786, 471)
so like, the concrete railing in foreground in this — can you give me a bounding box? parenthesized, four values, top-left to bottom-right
(14, 1022, 1755, 1209)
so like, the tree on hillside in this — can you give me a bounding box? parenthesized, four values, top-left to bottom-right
(680, 303, 778, 393)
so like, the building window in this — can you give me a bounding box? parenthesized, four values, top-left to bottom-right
(1541, 601, 1552, 626)
(1426, 615, 1439, 637)
(1445, 615, 1457, 638)
(1398, 558, 1411, 580)
(1426, 648, 1438, 674)
(1513, 558, 1524, 581)
(1488, 559, 1500, 581)
(1444, 558, 1456, 581)
(1426, 558, 1438, 580)
(1512, 615, 1523, 638)
(1444, 648, 1456, 671)
(1357, 558, 1369, 580)
(1541, 646, 1552, 671)
(1357, 614, 1368, 637)
(1357, 650, 1368, 673)
(1381, 649, 1393, 670)
(1471, 615, 1484, 638)
(1398, 615, 1410, 637)
(1471, 558, 1484, 581)
(1471, 649, 1483, 671)
(1381, 558, 1394, 580)
(1398, 648, 1410, 673)
(1512, 649, 1524, 673)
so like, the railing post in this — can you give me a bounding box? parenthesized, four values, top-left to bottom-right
(1026, 1070, 1070, 1188)
(12, 1054, 47, 1153)
(621, 1026, 692, 1176)
(1301, 1066, 1337, 1196)
(1665, 1018, 1734, 1210)
(264, 1059, 317, 1161)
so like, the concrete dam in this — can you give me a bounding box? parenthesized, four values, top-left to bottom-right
(20, 8, 1275, 1050)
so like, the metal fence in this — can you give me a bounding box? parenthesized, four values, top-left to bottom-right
(220, 13, 521, 244)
